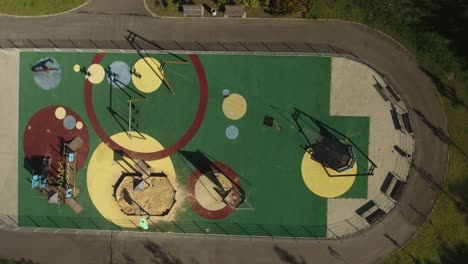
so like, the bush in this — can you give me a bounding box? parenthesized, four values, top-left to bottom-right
(260, 0, 270, 10)
(241, 0, 262, 8)
(267, 0, 310, 15)
(165, 0, 179, 12)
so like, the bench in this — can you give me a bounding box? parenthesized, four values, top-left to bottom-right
(356, 200, 386, 224)
(394, 145, 410, 158)
(381, 172, 406, 201)
(381, 172, 406, 200)
(183, 5, 204, 17)
(372, 76, 401, 105)
(390, 109, 401, 130)
(224, 5, 246, 18)
(373, 79, 389, 101)
(401, 113, 413, 133)
(385, 83, 401, 102)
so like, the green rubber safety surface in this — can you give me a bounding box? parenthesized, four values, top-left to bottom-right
(17, 52, 369, 237)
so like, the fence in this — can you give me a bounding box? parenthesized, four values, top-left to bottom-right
(0, 39, 353, 55)
(0, 214, 372, 239)
(0, 37, 403, 100)
(0, 38, 409, 239)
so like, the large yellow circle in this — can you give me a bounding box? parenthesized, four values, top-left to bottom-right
(222, 94, 247, 120)
(301, 151, 357, 198)
(87, 132, 178, 227)
(132, 58, 163, 93)
(87, 64, 105, 84)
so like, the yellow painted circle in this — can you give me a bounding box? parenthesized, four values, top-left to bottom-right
(194, 172, 232, 211)
(54, 107, 66, 120)
(87, 132, 177, 227)
(87, 64, 105, 84)
(222, 94, 247, 120)
(301, 151, 357, 198)
(75, 121, 83, 130)
(73, 64, 80, 73)
(132, 58, 163, 93)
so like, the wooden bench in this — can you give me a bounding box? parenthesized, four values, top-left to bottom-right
(224, 5, 246, 18)
(183, 5, 204, 17)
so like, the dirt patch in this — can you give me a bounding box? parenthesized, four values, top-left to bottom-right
(116, 177, 176, 216)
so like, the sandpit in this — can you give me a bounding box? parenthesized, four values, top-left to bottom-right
(194, 172, 233, 211)
(116, 177, 176, 216)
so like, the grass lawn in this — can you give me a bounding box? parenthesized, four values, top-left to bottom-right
(308, 0, 468, 263)
(0, 0, 87, 16)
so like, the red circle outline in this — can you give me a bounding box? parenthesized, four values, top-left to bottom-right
(186, 162, 241, 220)
(84, 53, 208, 160)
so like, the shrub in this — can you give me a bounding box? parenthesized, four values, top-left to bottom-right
(241, 0, 261, 8)
(266, 0, 310, 15)
(165, 0, 179, 12)
(217, 0, 229, 7)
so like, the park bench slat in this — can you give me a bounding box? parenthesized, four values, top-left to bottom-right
(224, 5, 246, 18)
(183, 5, 203, 17)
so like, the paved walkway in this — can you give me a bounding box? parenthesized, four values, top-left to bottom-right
(0, 1, 449, 263)
(0, 53, 19, 221)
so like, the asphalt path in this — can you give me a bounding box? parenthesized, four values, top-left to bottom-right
(0, 1, 448, 263)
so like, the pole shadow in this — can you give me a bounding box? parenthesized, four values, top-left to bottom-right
(142, 241, 184, 264)
(384, 233, 421, 263)
(411, 162, 467, 212)
(273, 245, 307, 264)
(412, 107, 467, 158)
(419, 66, 467, 111)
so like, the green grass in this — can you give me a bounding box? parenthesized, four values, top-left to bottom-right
(0, 0, 86, 16)
(308, 0, 468, 263)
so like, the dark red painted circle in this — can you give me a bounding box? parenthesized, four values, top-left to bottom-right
(23, 105, 90, 177)
(84, 53, 208, 161)
(186, 162, 241, 220)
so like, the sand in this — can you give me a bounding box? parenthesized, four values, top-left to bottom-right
(194, 172, 232, 211)
(116, 177, 176, 216)
(87, 132, 184, 227)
